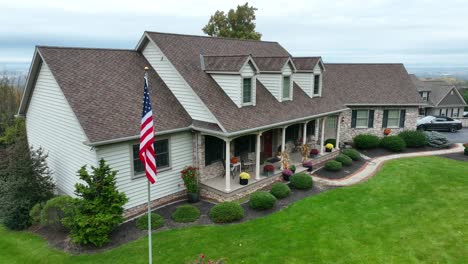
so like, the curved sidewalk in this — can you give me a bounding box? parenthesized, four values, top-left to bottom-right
(312, 143, 464, 187)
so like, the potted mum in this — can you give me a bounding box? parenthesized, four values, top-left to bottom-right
(282, 168, 293, 181)
(290, 164, 296, 174)
(239, 172, 250, 185)
(310, 148, 319, 158)
(303, 161, 313, 172)
(181, 166, 199, 203)
(384, 128, 392, 136)
(263, 164, 275, 176)
(325, 143, 334, 152)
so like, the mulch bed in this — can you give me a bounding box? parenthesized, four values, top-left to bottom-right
(438, 152, 468, 162)
(31, 183, 334, 254)
(312, 159, 367, 179)
(358, 145, 453, 158)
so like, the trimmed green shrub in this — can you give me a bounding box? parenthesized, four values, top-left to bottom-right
(380, 136, 406, 152)
(136, 212, 165, 230)
(398, 130, 427, 148)
(249, 191, 277, 210)
(465, 147, 468, 156)
(324, 138, 336, 147)
(342, 149, 361, 161)
(171, 205, 200, 223)
(353, 134, 380, 149)
(29, 202, 44, 224)
(40, 196, 75, 228)
(335, 154, 353, 166)
(423, 131, 450, 149)
(324, 160, 342, 171)
(290, 173, 313, 190)
(270, 183, 291, 199)
(209, 202, 244, 223)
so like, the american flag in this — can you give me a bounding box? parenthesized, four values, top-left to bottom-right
(139, 72, 156, 184)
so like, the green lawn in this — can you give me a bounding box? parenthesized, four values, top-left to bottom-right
(1, 156, 467, 263)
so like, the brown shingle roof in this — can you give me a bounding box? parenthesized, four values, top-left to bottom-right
(409, 74, 457, 106)
(293, 57, 321, 71)
(252, 56, 290, 72)
(202, 55, 250, 72)
(37, 47, 192, 143)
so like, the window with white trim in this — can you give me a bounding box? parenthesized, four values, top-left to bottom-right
(132, 139, 170, 177)
(387, 110, 400, 127)
(313, 74, 321, 95)
(282, 75, 291, 100)
(242, 77, 252, 104)
(452, 108, 459, 117)
(355, 110, 369, 128)
(326, 116, 337, 129)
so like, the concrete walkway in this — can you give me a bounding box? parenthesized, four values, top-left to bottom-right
(312, 143, 464, 187)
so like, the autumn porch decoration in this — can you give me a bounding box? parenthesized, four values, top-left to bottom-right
(299, 143, 311, 162)
(181, 166, 199, 203)
(384, 128, 392, 136)
(239, 172, 250, 185)
(280, 151, 290, 170)
(325, 143, 334, 152)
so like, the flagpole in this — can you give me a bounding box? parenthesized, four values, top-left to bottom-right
(145, 66, 153, 264)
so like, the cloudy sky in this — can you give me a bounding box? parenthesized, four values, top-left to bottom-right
(1, 0, 468, 71)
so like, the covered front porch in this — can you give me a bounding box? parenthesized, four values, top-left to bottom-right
(196, 114, 342, 195)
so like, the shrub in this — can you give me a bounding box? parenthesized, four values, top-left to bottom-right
(270, 182, 291, 199)
(353, 134, 380, 149)
(465, 147, 468, 156)
(62, 159, 128, 247)
(335, 154, 353, 166)
(324, 138, 336, 146)
(290, 173, 313, 189)
(209, 202, 244, 223)
(380, 136, 406, 152)
(324, 160, 342, 171)
(171, 205, 200, 223)
(180, 166, 199, 193)
(423, 131, 450, 149)
(136, 212, 165, 230)
(342, 149, 361, 161)
(249, 191, 277, 210)
(40, 196, 75, 228)
(398, 130, 427, 148)
(29, 202, 44, 224)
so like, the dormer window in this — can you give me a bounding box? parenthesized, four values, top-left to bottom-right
(420, 91, 429, 101)
(282, 75, 291, 100)
(313, 74, 321, 96)
(242, 77, 253, 105)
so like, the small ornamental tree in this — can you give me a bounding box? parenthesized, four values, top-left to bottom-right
(62, 159, 128, 247)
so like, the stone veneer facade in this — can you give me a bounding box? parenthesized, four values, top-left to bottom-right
(339, 107, 419, 143)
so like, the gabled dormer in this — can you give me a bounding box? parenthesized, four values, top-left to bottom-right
(292, 57, 325, 98)
(202, 55, 259, 108)
(255, 57, 297, 102)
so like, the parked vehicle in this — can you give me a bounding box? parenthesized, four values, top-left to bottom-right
(416, 116, 462, 132)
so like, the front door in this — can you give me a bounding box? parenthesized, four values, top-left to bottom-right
(263, 131, 273, 158)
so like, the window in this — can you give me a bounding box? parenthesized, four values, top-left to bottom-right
(205, 136, 224, 166)
(387, 110, 400, 127)
(440, 108, 447, 116)
(306, 120, 316, 137)
(453, 108, 459, 117)
(419, 108, 425, 116)
(242, 78, 252, 104)
(285, 124, 301, 142)
(282, 76, 291, 100)
(356, 110, 369, 128)
(326, 116, 337, 129)
(420, 91, 428, 101)
(132, 139, 170, 176)
(313, 75, 321, 95)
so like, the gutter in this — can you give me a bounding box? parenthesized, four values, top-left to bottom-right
(346, 103, 421, 107)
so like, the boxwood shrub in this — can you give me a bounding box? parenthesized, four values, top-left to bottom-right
(324, 160, 342, 171)
(40, 196, 75, 228)
(335, 154, 353, 166)
(342, 149, 361, 161)
(171, 205, 200, 223)
(353, 134, 380, 149)
(29, 202, 44, 224)
(209, 202, 244, 223)
(136, 212, 165, 230)
(290, 173, 313, 190)
(398, 130, 427, 148)
(380, 136, 406, 152)
(270, 182, 291, 199)
(249, 191, 277, 210)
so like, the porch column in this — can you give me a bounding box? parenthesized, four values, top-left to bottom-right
(225, 139, 231, 192)
(255, 132, 262, 180)
(335, 114, 341, 150)
(320, 117, 326, 155)
(281, 126, 286, 153)
(302, 122, 307, 145)
(314, 119, 320, 143)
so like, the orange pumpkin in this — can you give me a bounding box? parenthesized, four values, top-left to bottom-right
(230, 157, 238, 164)
(383, 128, 391, 135)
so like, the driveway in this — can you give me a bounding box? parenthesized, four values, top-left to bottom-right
(439, 128, 468, 143)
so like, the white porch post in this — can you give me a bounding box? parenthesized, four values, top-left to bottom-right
(281, 126, 286, 170)
(320, 117, 326, 155)
(255, 132, 262, 180)
(302, 122, 307, 145)
(335, 114, 341, 150)
(225, 139, 231, 192)
(314, 119, 320, 144)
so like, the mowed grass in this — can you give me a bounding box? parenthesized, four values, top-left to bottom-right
(1, 156, 467, 263)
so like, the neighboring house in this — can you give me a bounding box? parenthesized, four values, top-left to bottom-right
(18, 32, 420, 217)
(410, 74, 467, 117)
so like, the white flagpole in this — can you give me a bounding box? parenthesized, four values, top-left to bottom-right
(148, 180, 152, 264)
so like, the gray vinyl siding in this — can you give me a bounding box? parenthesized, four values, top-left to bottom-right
(26, 63, 98, 195)
(438, 88, 466, 106)
(142, 40, 217, 123)
(257, 74, 282, 101)
(293, 73, 314, 97)
(96, 132, 193, 209)
(211, 74, 242, 107)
